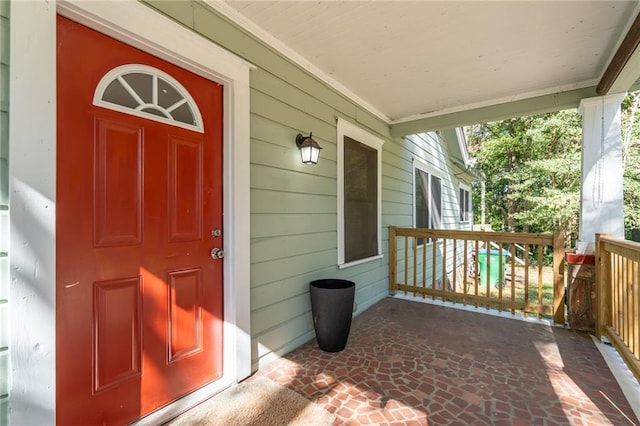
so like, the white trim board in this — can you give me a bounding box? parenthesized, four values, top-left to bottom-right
(9, 1, 253, 424)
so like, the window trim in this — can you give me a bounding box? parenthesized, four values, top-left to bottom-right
(337, 118, 384, 268)
(459, 182, 472, 224)
(413, 158, 443, 241)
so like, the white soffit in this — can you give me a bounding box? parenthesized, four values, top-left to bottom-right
(214, 1, 640, 123)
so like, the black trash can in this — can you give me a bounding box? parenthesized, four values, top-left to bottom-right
(310, 279, 355, 352)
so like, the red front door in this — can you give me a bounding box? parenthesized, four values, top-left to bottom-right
(56, 16, 224, 425)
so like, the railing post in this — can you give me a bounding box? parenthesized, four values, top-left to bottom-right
(388, 226, 397, 294)
(553, 231, 565, 325)
(595, 233, 612, 340)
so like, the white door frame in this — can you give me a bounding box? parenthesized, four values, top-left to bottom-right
(9, 1, 253, 424)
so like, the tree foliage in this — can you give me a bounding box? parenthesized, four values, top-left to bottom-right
(466, 110, 582, 245)
(466, 92, 640, 245)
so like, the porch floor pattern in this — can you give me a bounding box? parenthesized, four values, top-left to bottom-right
(252, 297, 638, 425)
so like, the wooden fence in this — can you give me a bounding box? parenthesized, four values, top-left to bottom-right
(596, 233, 640, 383)
(388, 227, 565, 323)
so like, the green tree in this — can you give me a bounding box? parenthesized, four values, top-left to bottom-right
(621, 92, 640, 240)
(467, 92, 640, 245)
(466, 110, 582, 245)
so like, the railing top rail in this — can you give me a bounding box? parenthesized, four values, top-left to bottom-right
(389, 227, 555, 245)
(599, 236, 640, 262)
(598, 234, 640, 250)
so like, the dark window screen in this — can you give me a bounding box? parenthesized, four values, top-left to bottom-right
(344, 136, 378, 262)
(459, 187, 470, 222)
(415, 168, 442, 245)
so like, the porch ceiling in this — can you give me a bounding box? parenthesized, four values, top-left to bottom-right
(212, 1, 640, 131)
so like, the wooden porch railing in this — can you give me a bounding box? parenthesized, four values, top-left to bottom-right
(596, 233, 640, 383)
(388, 227, 565, 323)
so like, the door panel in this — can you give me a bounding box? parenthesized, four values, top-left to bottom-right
(93, 277, 143, 393)
(93, 118, 144, 246)
(169, 137, 203, 242)
(56, 15, 224, 425)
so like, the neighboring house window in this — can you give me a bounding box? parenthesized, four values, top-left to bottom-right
(337, 118, 384, 267)
(414, 159, 442, 243)
(93, 64, 204, 132)
(459, 184, 472, 223)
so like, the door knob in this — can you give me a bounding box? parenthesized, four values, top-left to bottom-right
(210, 248, 224, 259)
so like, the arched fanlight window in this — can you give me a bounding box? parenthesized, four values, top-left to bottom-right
(94, 64, 204, 132)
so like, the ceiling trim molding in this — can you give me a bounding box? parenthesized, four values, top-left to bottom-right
(202, 0, 392, 124)
(390, 86, 598, 137)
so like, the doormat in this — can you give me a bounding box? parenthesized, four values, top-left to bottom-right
(167, 377, 335, 426)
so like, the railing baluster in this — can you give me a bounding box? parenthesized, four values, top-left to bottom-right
(422, 234, 427, 298)
(453, 239, 458, 293)
(442, 238, 448, 300)
(510, 243, 516, 315)
(524, 244, 529, 307)
(463, 239, 469, 302)
(431, 237, 437, 301)
(412, 233, 419, 296)
(388, 226, 397, 294)
(538, 244, 544, 319)
(474, 239, 479, 308)
(629, 261, 640, 360)
(403, 234, 409, 296)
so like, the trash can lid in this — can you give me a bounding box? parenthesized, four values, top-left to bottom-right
(478, 249, 510, 256)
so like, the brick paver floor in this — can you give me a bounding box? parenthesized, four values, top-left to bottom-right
(253, 297, 639, 425)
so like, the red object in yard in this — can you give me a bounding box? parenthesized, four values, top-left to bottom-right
(565, 252, 596, 265)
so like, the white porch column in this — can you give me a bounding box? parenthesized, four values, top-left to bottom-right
(577, 94, 626, 253)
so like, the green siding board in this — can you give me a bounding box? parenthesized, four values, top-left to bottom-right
(248, 123, 337, 171)
(0, 113, 7, 155)
(0, 159, 6, 207)
(251, 232, 336, 264)
(383, 201, 412, 216)
(250, 213, 336, 239)
(1, 17, 8, 65)
(0, 396, 6, 426)
(0, 350, 7, 396)
(355, 108, 391, 139)
(383, 163, 412, 184)
(250, 250, 336, 287)
(250, 90, 336, 143)
(383, 149, 412, 171)
(0, 64, 7, 112)
(251, 293, 310, 336)
(249, 139, 301, 170)
(251, 276, 316, 312)
(255, 315, 313, 359)
(0, 259, 7, 300)
(252, 70, 338, 127)
(383, 176, 412, 193)
(251, 189, 336, 214)
(383, 214, 413, 227)
(249, 139, 336, 178)
(251, 164, 335, 196)
(0, 304, 6, 349)
(382, 188, 412, 205)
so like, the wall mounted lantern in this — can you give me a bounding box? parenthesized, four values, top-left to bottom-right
(296, 132, 322, 165)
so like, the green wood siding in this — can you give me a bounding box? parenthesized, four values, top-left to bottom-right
(0, 0, 9, 423)
(144, 0, 471, 370)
